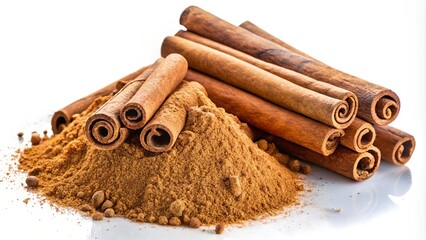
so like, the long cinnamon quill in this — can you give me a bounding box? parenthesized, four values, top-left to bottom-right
(175, 30, 358, 126)
(120, 53, 187, 130)
(179, 6, 400, 126)
(84, 60, 162, 150)
(162, 36, 356, 129)
(140, 81, 207, 152)
(185, 69, 344, 156)
(374, 125, 416, 166)
(271, 136, 381, 181)
(51, 65, 149, 134)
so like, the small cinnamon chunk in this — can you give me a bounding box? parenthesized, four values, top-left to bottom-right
(147, 215, 156, 223)
(255, 139, 268, 151)
(189, 217, 202, 228)
(158, 216, 168, 225)
(101, 200, 114, 212)
(169, 199, 185, 217)
(272, 152, 290, 165)
(91, 191, 105, 208)
(169, 216, 181, 226)
(288, 160, 301, 172)
(104, 208, 115, 218)
(92, 212, 104, 221)
(301, 164, 312, 175)
(215, 224, 225, 234)
(25, 176, 39, 188)
(76, 191, 85, 199)
(136, 213, 145, 221)
(228, 175, 242, 197)
(182, 214, 191, 224)
(81, 204, 93, 212)
(265, 142, 277, 155)
(17, 132, 24, 138)
(31, 132, 41, 145)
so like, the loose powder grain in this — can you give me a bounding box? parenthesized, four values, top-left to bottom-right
(18, 87, 301, 225)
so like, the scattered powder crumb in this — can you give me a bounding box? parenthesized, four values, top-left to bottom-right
(215, 224, 225, 234)
(189, 217, 202, 228)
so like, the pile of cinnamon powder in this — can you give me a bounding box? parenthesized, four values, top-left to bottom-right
(18, 87, 301, 225)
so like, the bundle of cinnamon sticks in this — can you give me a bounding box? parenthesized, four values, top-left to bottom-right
(166, 6, 415, 181)
(50, 5, 416, 181)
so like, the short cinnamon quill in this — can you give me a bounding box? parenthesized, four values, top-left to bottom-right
(120, 53, 187, 130)
(340, 118, 376, 153)
(84, 60, 162, 150)
(374, 125, 416, 166)
(179, 6, 400, 126)
(140, 81, 207, 152)
(51, 65, 149, 134)
(185, 69, 344, 156)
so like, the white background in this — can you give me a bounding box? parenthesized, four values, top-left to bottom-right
(0, 0, 425, 239)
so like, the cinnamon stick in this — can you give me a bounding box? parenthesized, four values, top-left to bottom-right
(140, 81, 207, 152)
(175, 30, 358, 126)
(271, 136, 381, 181)
(374, 125, 416, 166)
(239, 21, 320, 62)
(51, 65, 149, 134)
(185, 69, 344, 156)
(179, 6, 400, 126)
(120, 54, 187, 130)
(84, 60, 162, 150)
(340, 118, 376, 153)
(162, 36, 356, 129)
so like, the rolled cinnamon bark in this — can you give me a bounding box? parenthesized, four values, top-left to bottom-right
(239, 21, 320, 62)
(51, 65, 149, 134)
(84, 61, 161, 150)
(374, 125, 416, 166)
(175, 30, 358, 125)
(340, 118, 376, 153)
(271, 136, 381, 181)
(140, 81, 207, 152)
(120, 53, 187, 130)
(185, 69, 344, 156)
(179, 6, 400, 126)
(162, 36, 356, 129)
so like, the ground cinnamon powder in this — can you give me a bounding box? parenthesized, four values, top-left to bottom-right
(18, 84, 301, 225)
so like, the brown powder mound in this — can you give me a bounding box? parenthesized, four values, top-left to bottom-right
(19, 86, 301, 225)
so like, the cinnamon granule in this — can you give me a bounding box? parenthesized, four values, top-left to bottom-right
(18, 86, 301, 225)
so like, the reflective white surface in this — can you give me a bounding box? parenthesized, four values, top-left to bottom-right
(1, 0, 425, 239)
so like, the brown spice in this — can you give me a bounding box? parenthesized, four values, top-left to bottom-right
(91, 191, 105, 209)
(189, 217, 202, 228)
(31, 132, 41, 145)
(169, 216, 181, 226)
(17, 132, 24, 138)
(18, 91, 300, 225)
(158, 216, 168, 225)
(228, 176, 242, 197)
(76, 191, 85, 199)
(288, 160, 302, 172)
(136, 213, 144, 221)
(215, 224, 225, 234)
(169, 199, 185, 217)
(182, 214, 191, 224)
(255, 139, 268, 151)
(101, 200, 114, 212)
(81, 204, 93, 212)
(25, 176, 39, 188)
(92, 212, 104, 221)
(301, 164, 312, 175)
(105, 208, 115, 218)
